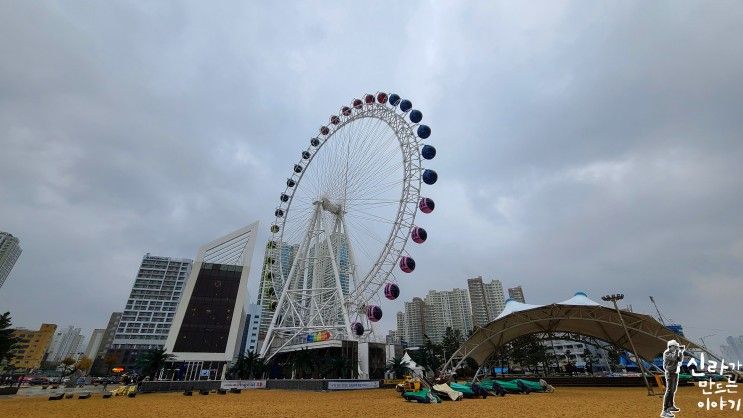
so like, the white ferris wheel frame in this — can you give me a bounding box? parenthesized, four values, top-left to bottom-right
(261, 98, 424, 360)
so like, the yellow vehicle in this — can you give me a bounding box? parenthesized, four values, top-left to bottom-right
(395, 376, 422, 393)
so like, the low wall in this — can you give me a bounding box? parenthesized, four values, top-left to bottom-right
(542, 376, 667, 387)
(138, 380, 221, 393)
(138, 379, 384, 393)
(265, 379, 326, 391)
(0, 386, 19, 396)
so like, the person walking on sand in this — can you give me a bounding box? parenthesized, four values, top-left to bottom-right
(661, 339, 684, 418)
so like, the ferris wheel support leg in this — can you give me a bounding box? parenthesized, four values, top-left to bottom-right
(339, 216, 361, 301)
(323, 213, 354, 340)
(260, 205, 322, 360)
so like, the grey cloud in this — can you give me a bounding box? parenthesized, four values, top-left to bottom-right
(1, 1, 741, 352)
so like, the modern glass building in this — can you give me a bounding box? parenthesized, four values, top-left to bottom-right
(0, 231, 22, 290)
(164, 222, 258, 381)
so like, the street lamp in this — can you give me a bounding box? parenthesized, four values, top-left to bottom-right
(602, 293, 654, 396)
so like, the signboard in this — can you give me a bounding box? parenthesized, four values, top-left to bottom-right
(306, 330, 331, 343)
(220, 380, 267, 390)
(327, 380, 380, 390)
(199, 369, 210, 378)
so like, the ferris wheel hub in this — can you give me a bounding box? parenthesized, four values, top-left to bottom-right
(316, 197, 344, 215)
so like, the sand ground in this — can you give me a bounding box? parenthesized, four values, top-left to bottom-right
(0, 386, 734, 417)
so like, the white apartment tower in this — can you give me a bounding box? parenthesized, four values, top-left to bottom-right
(484, 279, 506, 320)
(403, 297, 427, 347)
(0, 231, 22, 290)
(396, 311, 407, 345)
(508, 285, 526, 303)
(424, 288, 473, 343)
(112, 254, 193, 350)
(468, 276, 506, 328)
(47, 326, 85, 362)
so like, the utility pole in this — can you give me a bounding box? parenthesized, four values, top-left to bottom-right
(649, 296, 666, 325)
(603, 293, 655, 396)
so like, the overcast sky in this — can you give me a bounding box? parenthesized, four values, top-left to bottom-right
(1, 1, 741, 354)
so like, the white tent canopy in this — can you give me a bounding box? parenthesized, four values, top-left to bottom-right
(443, 292, 700, 370)
(401, 351, 425, 374)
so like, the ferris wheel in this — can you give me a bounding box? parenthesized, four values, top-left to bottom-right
(260, 92, 438, 360)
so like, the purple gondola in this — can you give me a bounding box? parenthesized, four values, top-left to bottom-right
(400, 256, 416, 273)
(419, 197, 435, 214)
(411, 227, 427, 243)
(366, 305, 383, 322)
(384, 283, 400, 300)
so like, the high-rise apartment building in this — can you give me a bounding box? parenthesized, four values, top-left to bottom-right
(8, 324, 56, 370)
(241, 303, 262, 354)
(484, 279, 506, 319)
(96, 312, 121, 359)
(424, 288, 472, 343)
(47, 325, 85, 362)
(508, 285, 526, 303)
(84, 329, 105, 359)
(403, 297, 427, 347)
(396, 311, 406, 345)
(106, 254, 192, 371)
(91, 312, 122, 375)
(112, 254, 193, 351)
(467, 277, 490, 328)
(0, 231, 22, 290)
(468, 277, 506, 328)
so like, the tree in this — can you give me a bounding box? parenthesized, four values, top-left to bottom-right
(0, 312, 19, 366)
(386, 356, 411, 379)
(103, 354, 119, 376)
(60, 357, 78, 377)
(441, 327, 463, 362)
(422, 336, 443, 371)
(582, 349, 597, 374)
(510, 335, 550, 374)
(606, 345, 623, 372)
(326, 355, 353, 379)
(289, 348, 315, 379)
(76, 356, 93, 374)
(228, 352, 266, 379)
(136, 348, 175, 379)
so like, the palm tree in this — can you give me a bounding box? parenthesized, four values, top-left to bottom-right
(0, 312, 19, 367)
(386, 356, 411, 379)
(229, 352, 267, 379)
(136, 348, 175, 379)
(326, 356, 354, 379)
(291, 348, 315, 379)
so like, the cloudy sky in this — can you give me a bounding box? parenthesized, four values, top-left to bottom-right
(1, 1, 741, 353)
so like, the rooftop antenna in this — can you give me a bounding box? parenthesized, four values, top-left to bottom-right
(649, 296, 666, 325)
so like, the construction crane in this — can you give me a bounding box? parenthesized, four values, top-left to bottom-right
(649, 296, 667, 325)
